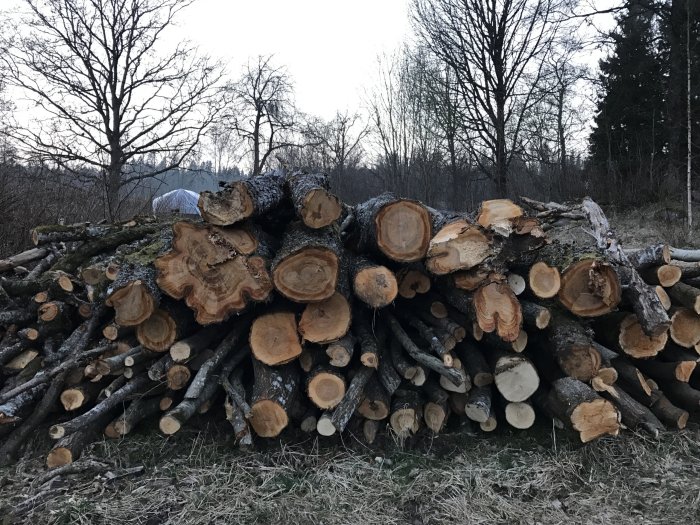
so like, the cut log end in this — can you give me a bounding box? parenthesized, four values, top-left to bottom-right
(375, 201, 431, 262)
(353, 266, 398, 308)
(250, 312, 302, 366)
(155, 222, 271, 325)
(656, 286, 672, 310)
(249, 401, 290, 438)
(423, 401, 448, 433)
(46, 447, 73, 468)
(619, 314, 668, 358)
(197, 183, 254, 226)
(308, 372, 346, 409)
(59, 389, 87, 411)
(474, 282, 522, 342)
(159, 415, 182, 435)
(301, 189, 342, 229)
(299, 292, 351, 343)
(273, 248, 339, 303)
(505, 402, 536, 429)
(136, 309, 177, 352)
(494, 355, 539, 402)
(675, 361, 697, 382)
(655, 265, 682, 287)
(559, 259, 621, 317)
(670, 308, 700, 348)
(426, 220, 491, 275)
(571, 399, 621, 443)
(107, 281, 156, 326)
(477, 199, 523, 234)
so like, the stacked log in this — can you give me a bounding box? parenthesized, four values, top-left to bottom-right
(0, 170, 698, 469)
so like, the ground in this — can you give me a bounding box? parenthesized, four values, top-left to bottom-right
(0, 418, 698, 525)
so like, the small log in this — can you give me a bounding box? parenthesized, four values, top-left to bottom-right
(655, 286, 672, 310)
(507, 273, 526, 296)
(155, 222, 273, 324)
(425, 219, 492, 275)
(660, 381, 700, 411)
(452, 267, 492, 291)
(602, 385, 665, 437)
(299, 346, 327, 373)
(667, 282, 700, 314)
(357, 375, 390, 420)
(166, 364, 192, 390)
(423, 395, 449, 433)
(325, 333, 355, 367)
(457, 342, 493, 387)
(489, 349, 539, 402)
(198, 172, 287, 226)
(60, 382, 103, 411)
(307, 366, 347, 409)
(378, 340, 402, 396)
(107, 396, 162, 437)
(548, 377, 620, 442)
(479, 416, 498, 432)
(647, 389, 689, 430)
(285, 171, 342, 229)
(105, 266, 161, 327)
(640, 265, 682, 287)
(505, 401, 536, 429)
(464, 385, 492, 423)
(248, 360, 300, 438)
(669, 308, 700, 348)
(528, 262, 561, 299)
(170, 323, 230, 363)
(329, 366, 374, 433)
(349, 192, 432, 262)
(384, 312, 465, 387)
(250, 311, 302, 365)
(398, 312, 451, 365)
(520, 300, 551, 330)
(316, 412, 336, 436)
(389, 389, 422, 436)
(350, 256, 398, 308)
(547, 312, 602, 380)
(354, 310, 380, 369)
(0, 247, 49, 272)
(634, 359, 696, 383)
(439, 357, 470, 393)
(49, 375, 150, 439)
(625, 244, 671, 269)
(136, 302, 196, 352)
(272, 223, 339, 303)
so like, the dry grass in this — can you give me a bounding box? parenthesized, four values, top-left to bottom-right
(0, 420, 698, 525)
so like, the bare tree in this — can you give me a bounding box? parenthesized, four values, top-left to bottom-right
(412, 0, 562, 195)
(0, 0, 223, 219)
(227, 55, 298, 176)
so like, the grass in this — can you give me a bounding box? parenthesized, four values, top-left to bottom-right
(0, 419, 698, 525)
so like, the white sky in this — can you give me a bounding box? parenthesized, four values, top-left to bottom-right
(169, 0, 411, 119)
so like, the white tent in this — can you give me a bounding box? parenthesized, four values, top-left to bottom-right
(152, 189, 201, 215)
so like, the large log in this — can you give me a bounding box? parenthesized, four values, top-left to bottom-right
(198, 173, 287, 226)
(271, 223, 339, 303)
(155, 222, 273, 324)
(348, 192, 432, 262)
(285, 171, 342, 229)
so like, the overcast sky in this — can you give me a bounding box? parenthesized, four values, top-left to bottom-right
(170, 0, 412, 119)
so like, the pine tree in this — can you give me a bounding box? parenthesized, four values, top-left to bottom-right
(589, 0, 666, 203)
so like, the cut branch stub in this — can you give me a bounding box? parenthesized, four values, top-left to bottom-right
(425, 220, 492, 275)
(272, 223, 339, 303)
(198, 174, 286, 226)
(250, 311, 302, 366)
(558, 259, 621, 317)
(155, 222, 272, 325)
(473, 282, 522, 342)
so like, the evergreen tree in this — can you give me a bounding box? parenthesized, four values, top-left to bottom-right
(589, 0, 666, 203)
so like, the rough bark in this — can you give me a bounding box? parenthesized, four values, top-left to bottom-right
(285, 171, 342, 229)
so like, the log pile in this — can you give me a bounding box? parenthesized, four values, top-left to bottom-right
(0, 170, 699, 469)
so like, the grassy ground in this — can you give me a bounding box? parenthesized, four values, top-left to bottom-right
(0, 418, 698, 525)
